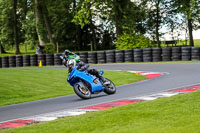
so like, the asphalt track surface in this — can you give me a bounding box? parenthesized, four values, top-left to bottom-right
(1, 62, 200, 123)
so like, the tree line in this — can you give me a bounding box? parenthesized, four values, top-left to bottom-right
(0, 0, 199, 54)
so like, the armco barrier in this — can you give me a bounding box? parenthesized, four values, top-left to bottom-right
(1, 47, 200, 68)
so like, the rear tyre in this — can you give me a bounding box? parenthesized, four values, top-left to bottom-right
(104, 78, 116, 95)
(74, 83, 91, 99)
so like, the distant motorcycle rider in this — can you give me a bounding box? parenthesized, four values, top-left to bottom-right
(62, 50, 109, 85)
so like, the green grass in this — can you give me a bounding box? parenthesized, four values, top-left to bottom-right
(0, 68, 146, 106)
(161, 39, 200, 47)
(0, 50, 35, 57)
(194, 39, 200, 46)
(2, 89, 200, 133)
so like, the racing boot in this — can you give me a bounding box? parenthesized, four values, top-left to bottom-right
(99, 76, 110, 86)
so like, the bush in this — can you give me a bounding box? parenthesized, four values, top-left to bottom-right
(116, 33, 155, 49)
(45, 43, 55, 53)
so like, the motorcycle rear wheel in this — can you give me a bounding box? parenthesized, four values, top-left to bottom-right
(104, 78, 116, 95)
(74, 83, 91, 99)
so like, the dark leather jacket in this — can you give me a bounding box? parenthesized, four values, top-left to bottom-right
(76, 61, 89, 71)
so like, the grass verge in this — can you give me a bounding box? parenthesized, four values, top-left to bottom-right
(0, 68, 146, 106)
(2, 90, 200, 133)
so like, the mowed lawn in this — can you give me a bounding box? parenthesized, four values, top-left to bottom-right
(2, 89, 200, 133)
(0, 68, 146, 106)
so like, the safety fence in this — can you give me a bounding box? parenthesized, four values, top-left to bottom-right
(0, 47, 200, 68)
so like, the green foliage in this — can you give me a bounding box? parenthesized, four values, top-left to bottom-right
(116, 33, 154, 49)
(72, 2, 91, 29)
(0, 0, 199, 53)
(22, 11, 38, 48)
(45, 43, 55, 53)
(0, 0, 14, 50)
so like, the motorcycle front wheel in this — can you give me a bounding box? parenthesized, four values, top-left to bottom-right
(74, 83, 91, 99)
(104, 78, 116, 95)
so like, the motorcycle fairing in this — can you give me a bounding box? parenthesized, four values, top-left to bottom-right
(67, 66, 104, 93)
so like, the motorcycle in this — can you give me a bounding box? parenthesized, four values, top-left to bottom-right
(60, 56, 116, 99)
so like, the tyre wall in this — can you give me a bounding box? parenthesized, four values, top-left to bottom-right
(143, 48, 152, 62)
(191, 47, 200, 61)
(134, 49, 143, 62)
(79, 52, 88, 63)
(97, 51, 106, 64)
(106, 50, 115, 63)
(124, 50, 133, 62)
(88, 52, 97, 64)
(162, 47, 171, 61)
(1, 47, 200, 68)
(54, 53, 62, 65)
(30, 55, 38, 66)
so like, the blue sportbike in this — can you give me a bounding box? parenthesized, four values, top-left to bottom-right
(67, 66, 116, 99)
(60, 53, 116, 99)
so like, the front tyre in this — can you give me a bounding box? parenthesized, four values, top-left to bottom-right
(104, 78, 116, 95)
(74, 83, 91, 99)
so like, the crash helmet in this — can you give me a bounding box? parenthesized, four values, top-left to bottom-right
(67, 59, 76, 68)
(68, 55, 80, 62)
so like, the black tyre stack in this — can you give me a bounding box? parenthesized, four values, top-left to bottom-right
(2, 57, 9, 68)
(9, 56, 16, 67)
(37, 54, 46, 66)
(97, 51, 106, 64)
(143, 48, 152, 62)
(0, 57, 2, 68)
(124, 50, 133, 62)
(181, 47, 191, 61)
(191, 47, 200, 61)
(106, 50, 115, 63)
(16, 56, 23, 67)
(46, 54, 54, 66)
(54, 53, 62, 65)
(88, 52, 97, 64)
(115, 50, 124, 63)
(79, 52, 88, 63)
(30, 55, 38, 66)
(23, 55, 30, 67)
(134, 49, 143, 62)
(172, 47, 181, 61)
(162, 47, 172, 61)
(152, 48, 162, 62)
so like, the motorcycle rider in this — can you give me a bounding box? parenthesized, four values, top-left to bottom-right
(62, 50, 109, 85)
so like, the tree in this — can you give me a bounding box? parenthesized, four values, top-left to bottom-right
(13, 0, 20, 54)
(34, 0, 54, 50)
(171, 0, 200, 46)
(144, 0, 168, 47)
